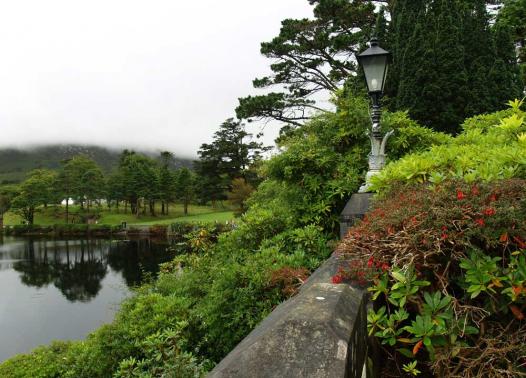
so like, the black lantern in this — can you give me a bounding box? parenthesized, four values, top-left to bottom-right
(356, 38, 391, 96)
(354, 37, 394, 194)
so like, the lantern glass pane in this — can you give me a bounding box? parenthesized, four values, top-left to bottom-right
(362, 55, 387, 93)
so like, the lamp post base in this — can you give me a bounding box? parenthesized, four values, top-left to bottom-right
(358, 170, 381, 193)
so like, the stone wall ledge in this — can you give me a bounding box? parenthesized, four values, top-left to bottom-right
(208, 254, 367, 378)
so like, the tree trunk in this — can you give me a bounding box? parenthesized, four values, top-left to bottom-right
(149, 200, 155, 216)
(66, 198, 69, 224)
(166, 202, 169, 215)
(0, 213, 3, 232)
(28, 208, 34, 225)
(161, 201, 165, 215)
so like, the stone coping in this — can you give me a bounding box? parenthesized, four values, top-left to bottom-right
(208, 254, 367, 378)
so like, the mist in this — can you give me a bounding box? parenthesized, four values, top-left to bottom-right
(0, 0, 314, 157)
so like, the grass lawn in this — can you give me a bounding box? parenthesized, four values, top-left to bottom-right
(4, 203, 235, 226)
(135, 211, 235, 225)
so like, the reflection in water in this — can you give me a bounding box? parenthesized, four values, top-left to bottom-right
(107, 238, 174, 287)
(13, 240, 108, 302)
(0, 236, 176, 361)
(4, 238, 173, 302)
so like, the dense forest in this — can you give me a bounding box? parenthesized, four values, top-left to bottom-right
(0, 145, 192, 184)
(0, 0, 525, 377)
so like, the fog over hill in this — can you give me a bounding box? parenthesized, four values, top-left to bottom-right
(0, 1, 312, 157)
(0, 144, 193, 184)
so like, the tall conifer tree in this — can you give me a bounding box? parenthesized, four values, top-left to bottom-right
(462, 0, 495, 115)
(490, 23, 524, 104)
(389, 0, 522, 133)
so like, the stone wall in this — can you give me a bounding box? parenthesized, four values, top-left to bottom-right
(208, 254, 369, 378)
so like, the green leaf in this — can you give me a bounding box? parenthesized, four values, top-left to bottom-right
(397, 348, 414, 358)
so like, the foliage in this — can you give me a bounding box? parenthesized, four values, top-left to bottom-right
(0, 184, 17, 229)
(0, 184, 331, 376)
(113, 327, 207, 378)
(116, 151, 160, 216)
(227, 177, 254, 215)
(496, 0, 526, 89)
(174, 167, 196, 216)
(237, 0, 523, 135)
(11, 169, 58, 225)
(57, 154, 106, 215)
(387, 0, 522, 134)
(236, 0, 376, 126)
(371, 101, 526, 192)
(5, 148, 202, 225)
(195, 118, 267, 204)
(263, 93, 448, 233)
(337, 180, 526, 377)
(158, 151, 177, 215)
(0, 145, 192, 185)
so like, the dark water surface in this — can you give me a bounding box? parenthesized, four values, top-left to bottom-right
(0, 236, 175, 362)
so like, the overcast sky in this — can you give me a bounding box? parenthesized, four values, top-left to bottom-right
(0, 0, 317, 157)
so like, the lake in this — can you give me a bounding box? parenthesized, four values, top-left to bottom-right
(0, 236, 176, 362)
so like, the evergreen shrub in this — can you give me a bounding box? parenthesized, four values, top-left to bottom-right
(371, 100, 526, 192)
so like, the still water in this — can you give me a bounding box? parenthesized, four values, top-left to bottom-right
(0, 236, 176, 362)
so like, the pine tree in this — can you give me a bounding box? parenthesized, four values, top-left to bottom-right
(386, 0, 427, 104)
(462, 0, 495, 116)
(489, 23, 523, 105)
(195, 118, 267, 205)
(416, 0, 467, 133)
(389, 0, 521, 133)
(395, 7, 428, 122)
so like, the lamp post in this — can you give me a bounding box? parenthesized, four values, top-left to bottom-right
(356, 38, 393, 193)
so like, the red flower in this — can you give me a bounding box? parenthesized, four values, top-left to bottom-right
(471, 186, 480, 196)
(474, 218, 485, 227)
(441, 233, 448, 240)
(367, 256, 375, 268)
(381, 263, 390, 272)
(489, 193, 497, 202)
(457, 190, 466, 201)
(483, 208, 496, 216)
(510, 305, 525, 320)
(500, 233, 509, 243)
(357, 271, 365, 278)
(441, 226, 448, 231)
(331, 274, 343, 284)
(413, 340, 423, 355)
(513, 236, 526, 249)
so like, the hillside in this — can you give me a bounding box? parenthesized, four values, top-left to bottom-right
(0, 145, 194, 184)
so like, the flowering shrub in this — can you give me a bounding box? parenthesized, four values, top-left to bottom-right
(337, 180, 526, 377)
